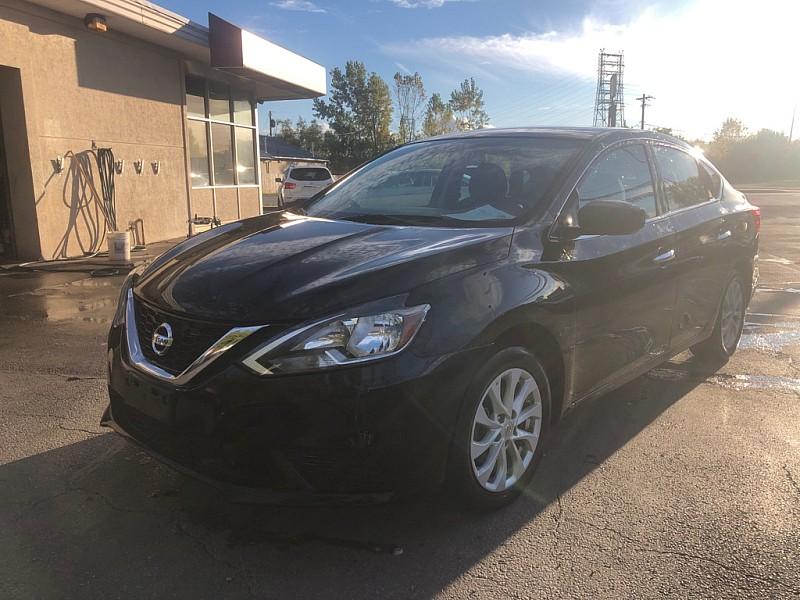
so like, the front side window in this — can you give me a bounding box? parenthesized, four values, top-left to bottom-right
(185, 76, 257, 187)
(577, 144, 657, 218)
(306, 137, 583, 227)
(654, 146, 713, 211)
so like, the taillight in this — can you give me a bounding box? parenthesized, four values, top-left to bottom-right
(751, 207, 761, 234)
(284, 182, 297, 190)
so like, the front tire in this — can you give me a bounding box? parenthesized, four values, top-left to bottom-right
(691, 273, 747, 363)
(448, 347, 551, 510)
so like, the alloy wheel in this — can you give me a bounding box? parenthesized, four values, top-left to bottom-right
(470, 368, 542, 493)
(721, 278, 745, 353)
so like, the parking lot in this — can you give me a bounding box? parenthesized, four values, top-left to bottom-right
(1, 191, 799, 599)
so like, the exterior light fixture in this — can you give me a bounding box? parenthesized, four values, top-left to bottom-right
(52, 155, 64, 174)
(151, 161, 160, 175)
(114, 159, 124, 175)
(84, 13, 108, 32)
(133, 159, 143, 175)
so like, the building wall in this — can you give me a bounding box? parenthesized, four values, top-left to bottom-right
(0, 0, 189, 259)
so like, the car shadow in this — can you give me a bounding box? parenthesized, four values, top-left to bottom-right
(1, 354, 713, 599)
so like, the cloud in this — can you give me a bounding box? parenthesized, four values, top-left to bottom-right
(382, 0, 800, 138)
(270, 0, 326, 13)
(389, 0, 473, 8)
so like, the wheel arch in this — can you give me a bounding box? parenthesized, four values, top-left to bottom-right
(491, 322, 567, 424)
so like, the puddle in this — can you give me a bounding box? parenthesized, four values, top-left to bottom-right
(756, 287, 800, 295)
(9, 277, 118, 298)
(760, 257, 794, 265)
(740, 321, 800, 352)
(647, 367, 800, 393)
(707, 373, 800, 392)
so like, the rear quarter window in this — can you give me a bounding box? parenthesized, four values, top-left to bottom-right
(289, 168, 331, 182)
(699, 160, 723, 199)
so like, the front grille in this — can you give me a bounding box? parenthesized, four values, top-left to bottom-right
(134, 297, 231, 375)
(111, 386, 396, 493)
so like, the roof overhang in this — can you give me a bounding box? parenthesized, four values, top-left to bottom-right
(24, 0, 326, 101)
(209, 14, 326, 101)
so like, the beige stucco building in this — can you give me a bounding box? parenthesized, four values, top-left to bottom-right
(0, 0, 326, 260)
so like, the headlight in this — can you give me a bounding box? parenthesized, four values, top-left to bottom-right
(241, 304, 430, 375)
(112, 266, 142, 327)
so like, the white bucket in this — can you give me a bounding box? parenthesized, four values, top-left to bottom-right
(107, 231, 131, 263)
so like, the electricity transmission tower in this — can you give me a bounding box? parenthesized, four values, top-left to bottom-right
(593, 50, 625, 127)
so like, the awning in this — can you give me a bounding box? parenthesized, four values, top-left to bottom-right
(25, 1, 326, 102)
(209, 14, 326, 101)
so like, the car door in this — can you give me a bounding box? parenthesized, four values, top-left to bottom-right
(651, 144, 730, 351)
(551, 142, 679, 400)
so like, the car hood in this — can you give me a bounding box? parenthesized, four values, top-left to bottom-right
(135, 212, 513, 323)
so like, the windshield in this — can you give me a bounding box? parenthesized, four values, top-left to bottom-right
(305, 137, 583, 226)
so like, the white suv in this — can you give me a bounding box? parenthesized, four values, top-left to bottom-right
(277, 166, 334, 206)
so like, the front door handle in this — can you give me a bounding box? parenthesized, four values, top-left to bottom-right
(717, 229, 732, 241)
(653, 248, 676, 264)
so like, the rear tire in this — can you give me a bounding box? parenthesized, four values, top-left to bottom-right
(448, 347, 551, 510)
(690, 273, 746, 363)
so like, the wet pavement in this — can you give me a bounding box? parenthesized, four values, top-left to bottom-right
(2, 193, 800, 599)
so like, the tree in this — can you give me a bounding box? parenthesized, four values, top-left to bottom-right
(713, 117, 747, 144)
(393, 72, 426, 144)
(274, 117, 327, 158)
(704, 117, 798, 183)
(422, 93, 456, 137)
(313, 61, 394, 172)
(448, 77, 489, 131)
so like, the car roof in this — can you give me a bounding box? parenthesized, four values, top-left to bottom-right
(418, 126, 689, 148)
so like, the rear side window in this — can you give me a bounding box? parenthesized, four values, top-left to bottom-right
(289, 168, 331, 182)
(653, 146, 713, 210)
(578, 144, 657, 218)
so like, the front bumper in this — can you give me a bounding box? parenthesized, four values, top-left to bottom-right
(101, 324, 483, 501)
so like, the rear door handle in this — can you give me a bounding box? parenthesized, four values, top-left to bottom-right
(653, 248, 676, 264)
(717, 229, 732, 241)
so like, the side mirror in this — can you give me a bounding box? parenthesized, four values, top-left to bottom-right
(577, 200, 646, 236)
(275, 177, 283, 183)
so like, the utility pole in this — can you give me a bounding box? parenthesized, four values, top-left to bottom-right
(636, 94, 654, 130)
(268, 110, 273, 137)
(790, 104, 796, 142)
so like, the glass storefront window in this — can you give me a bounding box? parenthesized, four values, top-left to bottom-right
(186, 76, 257, 188)
(233, 96, 253, 126)
(209, 82, 231, 122)
(186, 77, 206, 119)
(235, 127, 256, 184)
(187, 120, 209, 186)
(211, 123, 235, 185)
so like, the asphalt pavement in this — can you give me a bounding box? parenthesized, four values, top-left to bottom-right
(1, 191, 799, 599)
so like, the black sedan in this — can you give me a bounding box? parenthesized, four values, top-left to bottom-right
(101, 127, 759, 509)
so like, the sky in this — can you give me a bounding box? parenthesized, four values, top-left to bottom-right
(159, 0, 800, 141)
